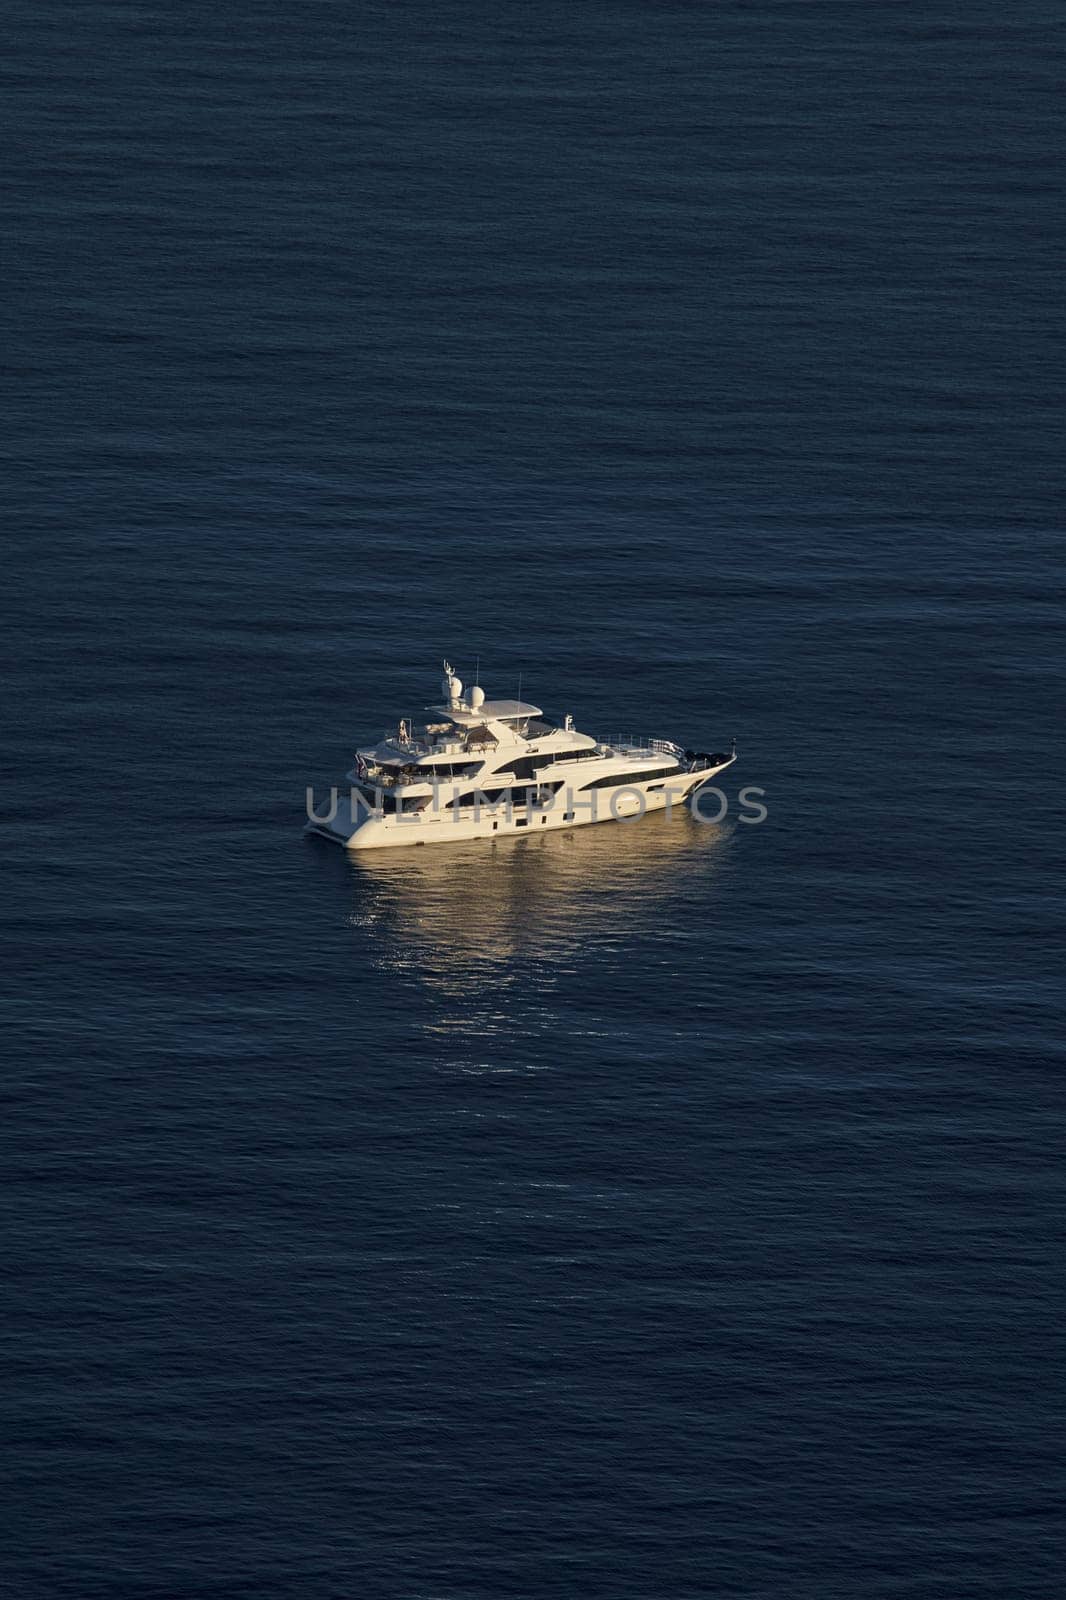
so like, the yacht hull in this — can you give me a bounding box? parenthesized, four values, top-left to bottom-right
(305, 759, 736, 851)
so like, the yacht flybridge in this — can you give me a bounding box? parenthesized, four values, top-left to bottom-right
(306, 661, 736, 850)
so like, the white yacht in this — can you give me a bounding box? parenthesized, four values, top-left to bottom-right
(306, 661, 736, 850)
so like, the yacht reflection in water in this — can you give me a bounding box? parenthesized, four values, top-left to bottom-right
(331, 810, 734, 1042)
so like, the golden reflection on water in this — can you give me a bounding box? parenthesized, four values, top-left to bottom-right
(341, 812, 734, 1036)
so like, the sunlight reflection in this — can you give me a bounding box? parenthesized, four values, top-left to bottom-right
(341, 812, 734, 1034)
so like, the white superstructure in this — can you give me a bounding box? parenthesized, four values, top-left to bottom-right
(306, 660, 736, 850)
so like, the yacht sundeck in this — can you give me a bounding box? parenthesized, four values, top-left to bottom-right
(306, 661, 736, 850)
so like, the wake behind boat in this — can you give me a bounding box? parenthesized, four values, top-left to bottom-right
(306, 660, 736, 850)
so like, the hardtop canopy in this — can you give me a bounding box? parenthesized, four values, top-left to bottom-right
(427, 699, 543, 725)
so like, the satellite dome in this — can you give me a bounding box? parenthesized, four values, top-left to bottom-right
(469, 685, 485, 711)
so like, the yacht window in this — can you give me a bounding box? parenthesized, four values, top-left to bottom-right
(492, 756, 538, 779)
(522, 716, 560, 738)
(493, 749, 599, 776)
(578, 765, 675, 791)
(541, 748, 601, 765)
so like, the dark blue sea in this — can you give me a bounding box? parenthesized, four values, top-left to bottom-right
(4, 2, 1064, 1596)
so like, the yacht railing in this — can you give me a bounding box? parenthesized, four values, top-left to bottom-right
(381, 730, 498, 758)
(599, 735, 686, 759)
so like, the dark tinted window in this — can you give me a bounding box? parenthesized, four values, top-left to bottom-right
(578, 766, 675, 791)
(495, 749, 603, 776)
(540, 748, 602, 767)
(491, 756, 537, 779)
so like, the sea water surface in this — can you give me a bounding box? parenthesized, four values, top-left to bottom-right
(3, 2, 1065, 1597)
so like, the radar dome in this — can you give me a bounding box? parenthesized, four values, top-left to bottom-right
(469, 685, 485, 711)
